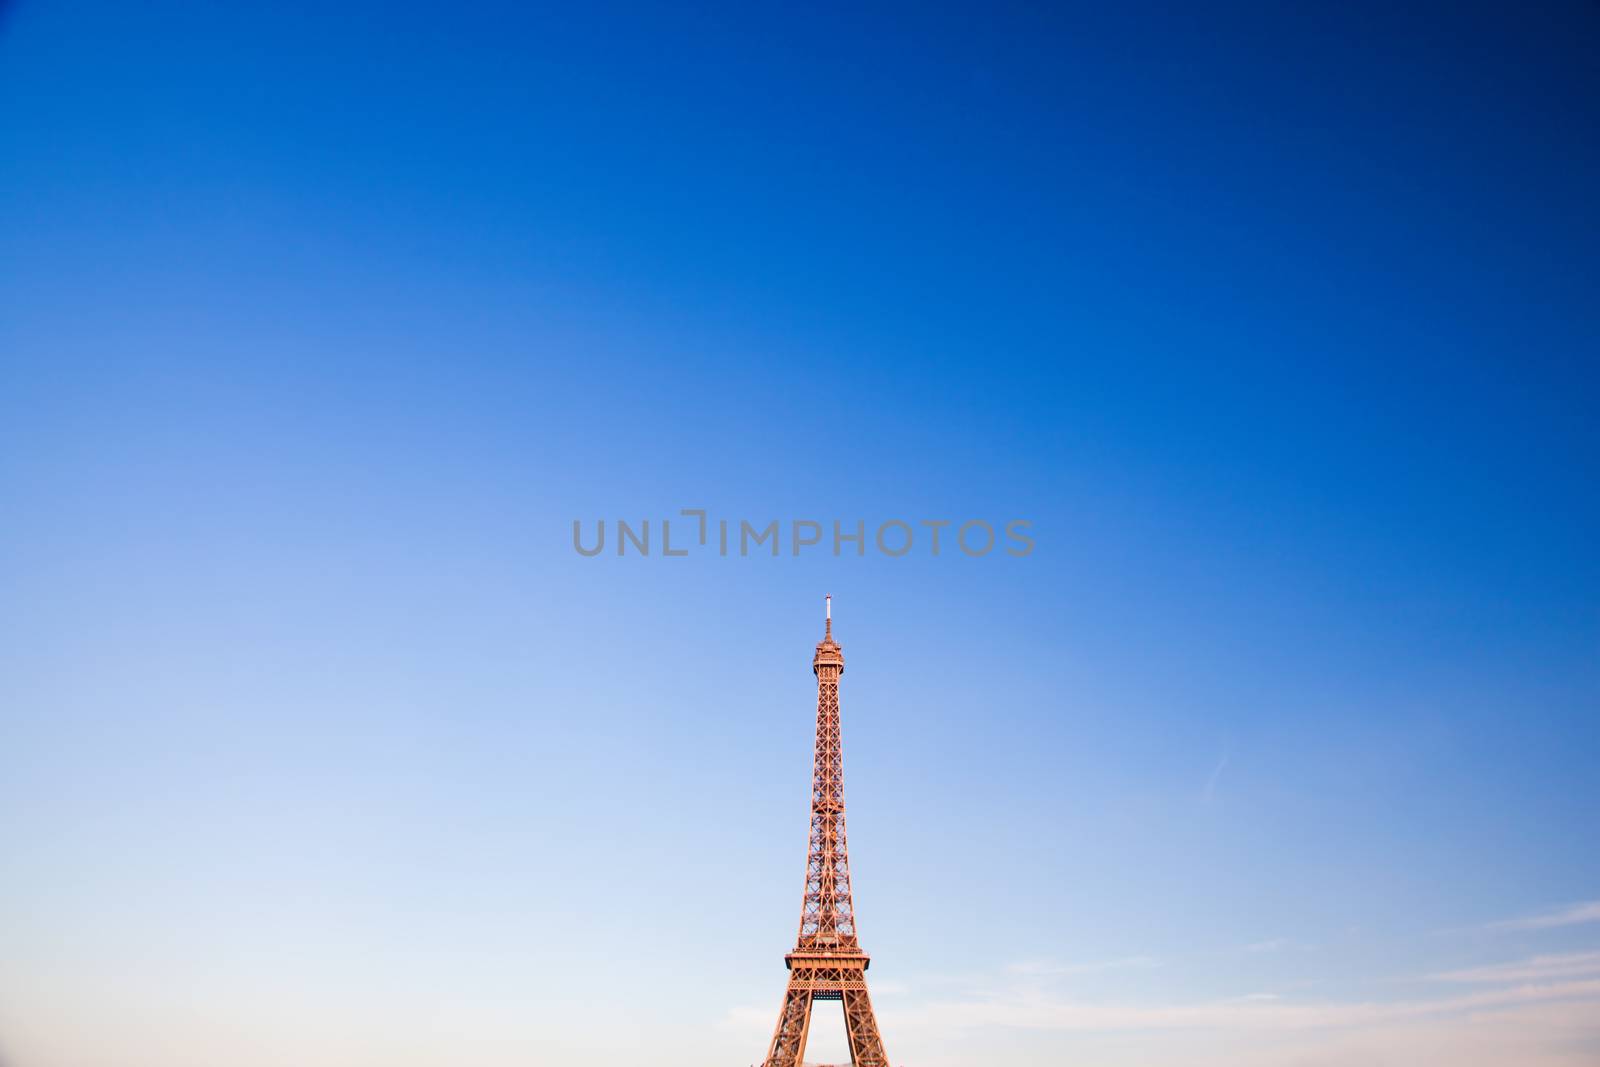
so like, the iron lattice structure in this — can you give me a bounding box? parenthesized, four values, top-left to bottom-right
(761, 598, 891, 1067)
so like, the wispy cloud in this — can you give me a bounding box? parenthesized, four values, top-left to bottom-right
(1429, 952, 1600, 984)
(1486, 900, 1600, 932)
(1201, 749, 1230, 805)
(889, 977, 1600, 1034)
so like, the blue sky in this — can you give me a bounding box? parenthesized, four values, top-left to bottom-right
(2, 3, 1597, 1065)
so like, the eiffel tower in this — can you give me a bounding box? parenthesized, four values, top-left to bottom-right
(760, 596, 892, 1067)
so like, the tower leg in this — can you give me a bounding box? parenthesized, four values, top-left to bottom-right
(763, 980, 814, 1067)
(841, 986, 889, 1067)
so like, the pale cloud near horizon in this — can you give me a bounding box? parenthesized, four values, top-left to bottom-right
(720, 954, 1600, 1067)
(1486, 900, 1600, 932)
(879, 972, 1600, 1067)
(890, 976, 1600, 1033)
(1429, 951, 1600, 984)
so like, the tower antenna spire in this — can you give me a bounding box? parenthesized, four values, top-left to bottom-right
(825, 594, 832, 637)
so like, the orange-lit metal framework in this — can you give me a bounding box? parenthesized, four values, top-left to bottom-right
(761, 597, 891, 1067)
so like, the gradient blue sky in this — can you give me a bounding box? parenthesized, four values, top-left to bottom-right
(2, 3, 1598, 1066)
